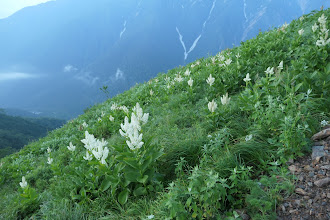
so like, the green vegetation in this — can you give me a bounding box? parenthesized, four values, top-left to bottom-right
(0, 113, 65, 158)
(0, 9, 329, 219)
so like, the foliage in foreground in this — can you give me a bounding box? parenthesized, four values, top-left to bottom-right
(0, 9, 329, 220)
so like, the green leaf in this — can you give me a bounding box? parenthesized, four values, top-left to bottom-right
(141, 157, 152, 173)
(133, 186, 147, 196)
(80, 187, 86, 197)
(118, 189, 129, 205)
(137, 175, 148, 184)
(123, 158, 139, 170)
(100, 175, 112, 192)
(124, 171, 140, 182)
(294, 83, 303, 92)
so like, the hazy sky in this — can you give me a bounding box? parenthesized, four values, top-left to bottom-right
(0, 0, 51, 19)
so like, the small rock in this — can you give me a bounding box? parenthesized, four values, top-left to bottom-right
(294, 200, 301, 207)
(320, 165, 330, 170)
(312, 128, 330, 141)
(327, 193, 330, 199)
(288, 165, 298, 174)
(313, 140, 325, 146)
(308, 199, 313, 204)
(303, 165, 313, 171)
(312, 146, 326, 163)
(308, 172, 314, 177)
(314, 177, 330, 187)
(295, 188, 309, 196)
(298, 175, 304, 181)
(289, 209, 298, 214)
(318, 170, 326, 176)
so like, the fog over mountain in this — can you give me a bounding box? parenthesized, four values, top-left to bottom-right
(0, 0, 328, 119)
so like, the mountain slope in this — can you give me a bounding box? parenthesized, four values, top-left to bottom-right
(0, 0, 328, 118)
(0, 9, 329, 219)
(0, 112, 65, 158)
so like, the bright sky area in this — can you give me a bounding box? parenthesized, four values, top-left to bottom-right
(0, 0, 51, 19)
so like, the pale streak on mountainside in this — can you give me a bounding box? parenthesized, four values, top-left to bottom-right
(119, 20, 127, 39)
(243, 0, 248, 22)
(241, 6, 267, 41)
(176, 0, 217, 61)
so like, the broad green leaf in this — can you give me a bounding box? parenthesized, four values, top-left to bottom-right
(133, 186, 147, 196)
(294, 83, 303, 92)
(137, 175, 148, 184)
(141, 157, 152, 173)
(124, 171, 140, 182)
(118, 189, 129, 205)
(100, 175, 112, 192)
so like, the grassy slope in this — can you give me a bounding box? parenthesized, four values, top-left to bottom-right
(0, 9, 329, 219)
(0, 113, 66, 158)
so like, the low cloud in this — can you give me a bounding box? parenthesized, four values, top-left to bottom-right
(63, 64, 78, 73)
(74, 71, 99, 86)
(115, 68, 125, 80)
(0, 72, 38, 81)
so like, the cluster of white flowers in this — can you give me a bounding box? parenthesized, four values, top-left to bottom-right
(313, 14, 330, 47)
(298, 29, 304, 36)
(206, 74, 215, 86)
(119, 103, 149, 150)
(265, 67, 274, 76)
(209, 52, 232, 67)
(321, 120, 328, 127)
(46, 147, 53, 164)
(184, 69, 191, 76)
(280, 22, 289, 32)
(220, 93, 231, 105)
(188, 78, 193, 87)
(19, 176, 28, 188)
(109, 115, 114, 121)
(208, 99, 218, 113)
(67, 142, 76, 151)
(81, 131, 109, 165)
(278, 61, 283, 70)
(150, 89, 154, 96)
(245, 134, 253, 142)
(111, 103, 129, 114)
(243, 73, 251, 82)
(82, 121, 88, 128)
(174, 74, 184, 83)
(190, 60, 200, 68)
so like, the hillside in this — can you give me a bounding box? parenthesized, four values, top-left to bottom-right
(0, 0, 328, 118)
(0, 9, 329, 219)
(0, 112, 65, 159)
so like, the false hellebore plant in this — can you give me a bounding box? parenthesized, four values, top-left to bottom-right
(75, 103, 163, 205)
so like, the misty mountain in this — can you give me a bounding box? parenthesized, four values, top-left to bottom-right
(0, 0, 328, 118)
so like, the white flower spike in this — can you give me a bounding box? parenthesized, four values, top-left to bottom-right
(208, 100, 218, 113)
(298, 29, 304, 35)
(206, 74, 215, 86)
(67, 142, 76, 151)
(47, 157, 53, 165)
(188, 78, 193, 87)
(243, 73, 251, 82)
(20, 176, 28, 188)
(220, 93, 231, 105)
(278, 61, 283, 70)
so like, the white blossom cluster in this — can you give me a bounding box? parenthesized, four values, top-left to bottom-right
(313, 14, 330, 46)
(110, 103, 129, 114)
(81, 131, 109, 165)
(119, 103, 149, 150)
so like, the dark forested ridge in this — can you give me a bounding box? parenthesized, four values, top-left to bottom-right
(0, 112, 65, 158)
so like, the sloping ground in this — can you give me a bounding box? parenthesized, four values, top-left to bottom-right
(277, 126, 330, 220)
(0, 9, 329, 220)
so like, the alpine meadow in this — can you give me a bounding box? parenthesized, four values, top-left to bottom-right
(0, 9, 329, 220)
